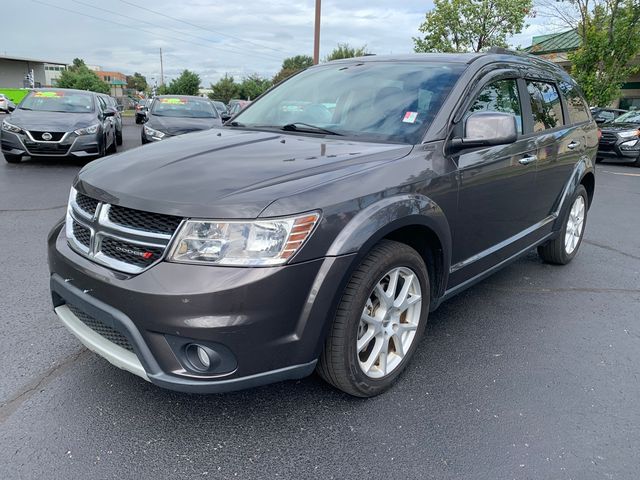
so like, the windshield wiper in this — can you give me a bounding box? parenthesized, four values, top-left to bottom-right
(227, 121, 246, 127)
(281, 123, 342, 136)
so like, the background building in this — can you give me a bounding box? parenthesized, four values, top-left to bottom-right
(44, 63, 68, 87)
(0, 55, 66, 88)
(94, 70, 127, 97)
(525, 30, 640, 109)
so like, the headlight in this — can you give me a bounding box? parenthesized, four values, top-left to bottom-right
(144, 125, 165, 139)
(168, 212, 320, 266)
(74, 123, 100, 136)
(1, 119, 23, 134)
(617, 129, 639, 139)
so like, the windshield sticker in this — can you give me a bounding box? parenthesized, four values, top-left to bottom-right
(160, 98, 187, 104)
(403, 111, 418, 124)
(34, 91, 64, 98)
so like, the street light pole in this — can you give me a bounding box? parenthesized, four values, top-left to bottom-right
(313, 0, 321, 64)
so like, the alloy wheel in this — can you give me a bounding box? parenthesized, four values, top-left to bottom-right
(357, 267, 422, 378)
(564, 195, 585, 255)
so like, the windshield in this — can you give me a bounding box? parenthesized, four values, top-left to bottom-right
(614, 110, 640, 123)
(20, 91, 94, 113)
(151, 97, 218, 118)
(233, 62, 465, 144)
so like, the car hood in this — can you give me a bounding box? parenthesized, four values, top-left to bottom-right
(146, 115, 222, 135)
(77, 128, 413, 218)
(7, 109, 96, 132)
(600, 122, 640, 132)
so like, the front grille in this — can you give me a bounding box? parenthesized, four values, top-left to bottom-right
(100, 237, 164, 268)
(72, 221, 91, 248)
(29, 130, 65, 141)
(67, 188, 180, 274)
(67, 303, 135, 352)
(23, 141, 71, 155)
(600, 132, 617, 144)
(108, 205, 182, 236)
(75, 193, 99, 216)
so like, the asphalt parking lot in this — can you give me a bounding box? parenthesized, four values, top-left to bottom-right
(0, 114, 639, 479)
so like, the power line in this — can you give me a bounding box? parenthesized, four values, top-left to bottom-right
(71, 0, 284, 61)
(118, 0, 289, 56)
(30, 0, 284, 64)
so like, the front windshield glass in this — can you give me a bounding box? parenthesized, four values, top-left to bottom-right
(20, 91, 94, 113)
(151, 97, 218, 118)
(614, 110, 640, 123)
(233, 62, 466, 144)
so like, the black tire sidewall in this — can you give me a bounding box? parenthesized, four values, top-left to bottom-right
(341, 246, 429, 396)
(559, 185, 588, 263)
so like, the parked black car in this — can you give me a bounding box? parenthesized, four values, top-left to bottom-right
(1, 88, 118, 164)
(590, 107, 627, 125)
(134, 98, 151, 124)
(597, 110, 640, 165)
(48, 52, 597, 397)
(141, 95, 222, 143)
(97, 93, 123, 146)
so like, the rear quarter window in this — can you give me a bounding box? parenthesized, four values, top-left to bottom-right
(559, 81, 591, 124)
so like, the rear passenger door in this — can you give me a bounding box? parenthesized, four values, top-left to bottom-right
(524, 79, 584, 221)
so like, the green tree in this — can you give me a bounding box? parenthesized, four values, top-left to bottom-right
(565, 1, 640, 106)
(272, 55, 314, 84)
(126, 72, 148, 92)
(56, 57, 109, 94)
(325, 43, 370, 61)
(238, 74, 272, 100)
(164, 69, 201, 95)
(208, 74, 240, 104)
(413, 0, 532, 53)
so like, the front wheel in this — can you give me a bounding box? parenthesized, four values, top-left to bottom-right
(317, 240, 429, 397)
(538, 185, 588, 265)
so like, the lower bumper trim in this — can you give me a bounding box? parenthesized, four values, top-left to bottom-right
(54, 304, 149, 381)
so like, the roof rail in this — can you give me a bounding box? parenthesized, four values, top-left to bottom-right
(486, 46, 520, 55)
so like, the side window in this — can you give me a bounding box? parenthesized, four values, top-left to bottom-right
(97, 96, 106, 112)
(559, 81, 591, 124)
(467, 79, 522, 133)
(526, 81, 564, 132)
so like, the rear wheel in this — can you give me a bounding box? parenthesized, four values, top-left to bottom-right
(3, 154, 22, 164)
(317, 240, 429, 397)
(538, 185, 588, 265)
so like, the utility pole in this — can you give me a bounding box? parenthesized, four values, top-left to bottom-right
(313, 0, 321, 64)
(159, 48, 165, 86)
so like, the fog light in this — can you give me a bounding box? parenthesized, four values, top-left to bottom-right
(186, 343, 213, 371)
(196, 345, 210, 369)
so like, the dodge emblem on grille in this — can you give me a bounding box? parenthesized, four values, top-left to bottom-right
(41, 132, 53, 141)
(114, 245, 154, 259)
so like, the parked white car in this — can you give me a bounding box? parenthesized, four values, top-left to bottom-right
(0, 94, 16, 113)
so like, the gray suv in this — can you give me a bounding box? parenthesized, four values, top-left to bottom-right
(48, 51, 597, 397)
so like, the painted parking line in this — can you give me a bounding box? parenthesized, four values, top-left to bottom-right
(601, 170, 640, 177)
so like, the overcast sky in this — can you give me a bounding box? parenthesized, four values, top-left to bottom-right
(3, 0, 556, 86)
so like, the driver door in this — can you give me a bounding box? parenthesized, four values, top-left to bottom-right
(448, 76, 540, 286)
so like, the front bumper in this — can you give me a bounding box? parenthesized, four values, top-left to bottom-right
(48, 222, 354, 393)
(597, 137, 640, 163)
(1, 130, 101, 158)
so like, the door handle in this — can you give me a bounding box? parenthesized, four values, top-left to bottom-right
(518, 155, 537, 165)
(567, 140, 581, 150)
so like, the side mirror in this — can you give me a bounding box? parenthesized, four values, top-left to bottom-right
(103, 107, 117, 117)
(221, 113, 232, 123)
(7, 105, 15, 112)
(450, 112, 518, 150)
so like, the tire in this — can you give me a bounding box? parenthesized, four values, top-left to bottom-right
(98, 135, 107, 157)
(116, 129, 123, 146)
(4, 154, 22, 164)
(538, 185, 588, 265)
(317, 240, 430, 397)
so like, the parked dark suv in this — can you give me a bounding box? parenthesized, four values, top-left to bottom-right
(597, 109, 640, 166)
(48, 52, 597, 397)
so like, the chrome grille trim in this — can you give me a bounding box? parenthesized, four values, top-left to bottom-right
(66, 187, 183, 274)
